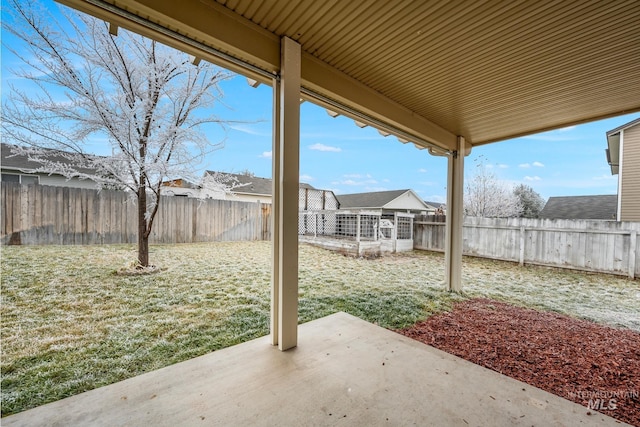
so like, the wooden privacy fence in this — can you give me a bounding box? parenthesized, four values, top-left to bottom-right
(414, 215, 640, 278)
(1, 183, 271, 245)
(4, 183, 639, 278)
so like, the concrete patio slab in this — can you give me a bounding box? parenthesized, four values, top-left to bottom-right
(3, 312, 627, 426)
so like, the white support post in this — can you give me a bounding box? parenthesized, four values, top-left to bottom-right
(445, 137, 466, 292)
(270, 36, 301, 351)
(269, 76, 281, 347)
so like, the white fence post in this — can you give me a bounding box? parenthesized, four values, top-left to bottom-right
(393, 212, 398, 241)
(412, 216, 640, 278)
(519, 226, 525, 266)
(629, 230, 637, 279)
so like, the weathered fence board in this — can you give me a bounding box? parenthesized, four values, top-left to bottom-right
(414, 215, 640, 278)
(5, 183, 638, 278)
(1, 183, 271, 245)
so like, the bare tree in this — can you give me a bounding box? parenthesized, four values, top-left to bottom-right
(2, 0, 237, 267)
(464, 158, 523, 218)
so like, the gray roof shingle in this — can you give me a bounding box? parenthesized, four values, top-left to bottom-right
(205, 171, 314, 195)
(424, 201, 446, 209)
(1, 143, 100, 176)
(539, 195, 617, 220)
(336, 189, 412, 209)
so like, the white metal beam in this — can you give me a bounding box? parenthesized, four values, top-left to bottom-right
(445, 137, 466, 292)
(301, 55, 457, 150)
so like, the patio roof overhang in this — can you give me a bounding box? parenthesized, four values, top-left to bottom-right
(57, 0, 640, 150)
(57, 0, 640, 350)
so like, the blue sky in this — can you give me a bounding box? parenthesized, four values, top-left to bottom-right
(209, 76, 638, 203)
(2, 0, 638, 204)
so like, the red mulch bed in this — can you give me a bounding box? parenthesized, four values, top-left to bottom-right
(396, 298, 640, 426)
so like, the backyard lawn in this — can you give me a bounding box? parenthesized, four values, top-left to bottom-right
(1, 241, 638, 416)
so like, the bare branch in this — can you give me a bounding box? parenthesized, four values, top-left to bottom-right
(1, 0, 240, 265)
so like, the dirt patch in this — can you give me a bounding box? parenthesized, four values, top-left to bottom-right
(397, 298, 640, 426)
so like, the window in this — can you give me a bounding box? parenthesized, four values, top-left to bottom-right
(21, 175, 39, 185)
(1, 173, 39, 184)
(1, 173, 20, 183)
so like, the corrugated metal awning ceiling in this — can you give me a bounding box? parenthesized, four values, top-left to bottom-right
(60, 0, 640, 151)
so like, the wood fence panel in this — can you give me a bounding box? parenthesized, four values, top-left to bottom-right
(1, 183, 272, 246)
(414, 215, 640, 278)
(4, 184, 638, 277)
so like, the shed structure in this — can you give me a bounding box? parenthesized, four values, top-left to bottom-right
(299, 189, 421, 256)
(55, 0, 640, 351)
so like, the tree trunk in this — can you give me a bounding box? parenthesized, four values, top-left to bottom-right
(137, 186, 149, 267)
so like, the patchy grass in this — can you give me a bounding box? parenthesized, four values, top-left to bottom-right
(456, 255, 640, 330)
(1, 242, 637, 416)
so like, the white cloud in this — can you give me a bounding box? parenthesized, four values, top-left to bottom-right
(334, 173, 378, 186)
(524, 176, 542, 181)
(309, 143, 341, 152)
(559, 125, 577, 132)
(364, 186, 389, 192)
(425, 195, 447, 203)
(484, 163, 508, 169)
(299, 174, 314, 181)
(418, 168, 428, 173)
(301, 131, 378, 142)
(339, 178, 378, 186)
(228, 124, 268, 136)
(592, 174, 616, 181)
(259, 151, 272, 159)
(523, 133, 575, 142)
(520, 162, 544, 168)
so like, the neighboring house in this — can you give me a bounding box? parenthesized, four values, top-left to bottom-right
(538, 195, 617, 220)
(204, 171, 275, 203)
(163, 171, 339, 209)
(162, 172, 275, 202)
(424, 201, 446, 214)
(161, 178, 200, 197)
(606, 117, 640, 221)
(336, 189, 430, 215)
(0, 143, 99, 189)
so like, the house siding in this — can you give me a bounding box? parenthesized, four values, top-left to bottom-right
(384, 192, 430, 212)
(38, 175, 99, 189)
(620, 125, 640, 221)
